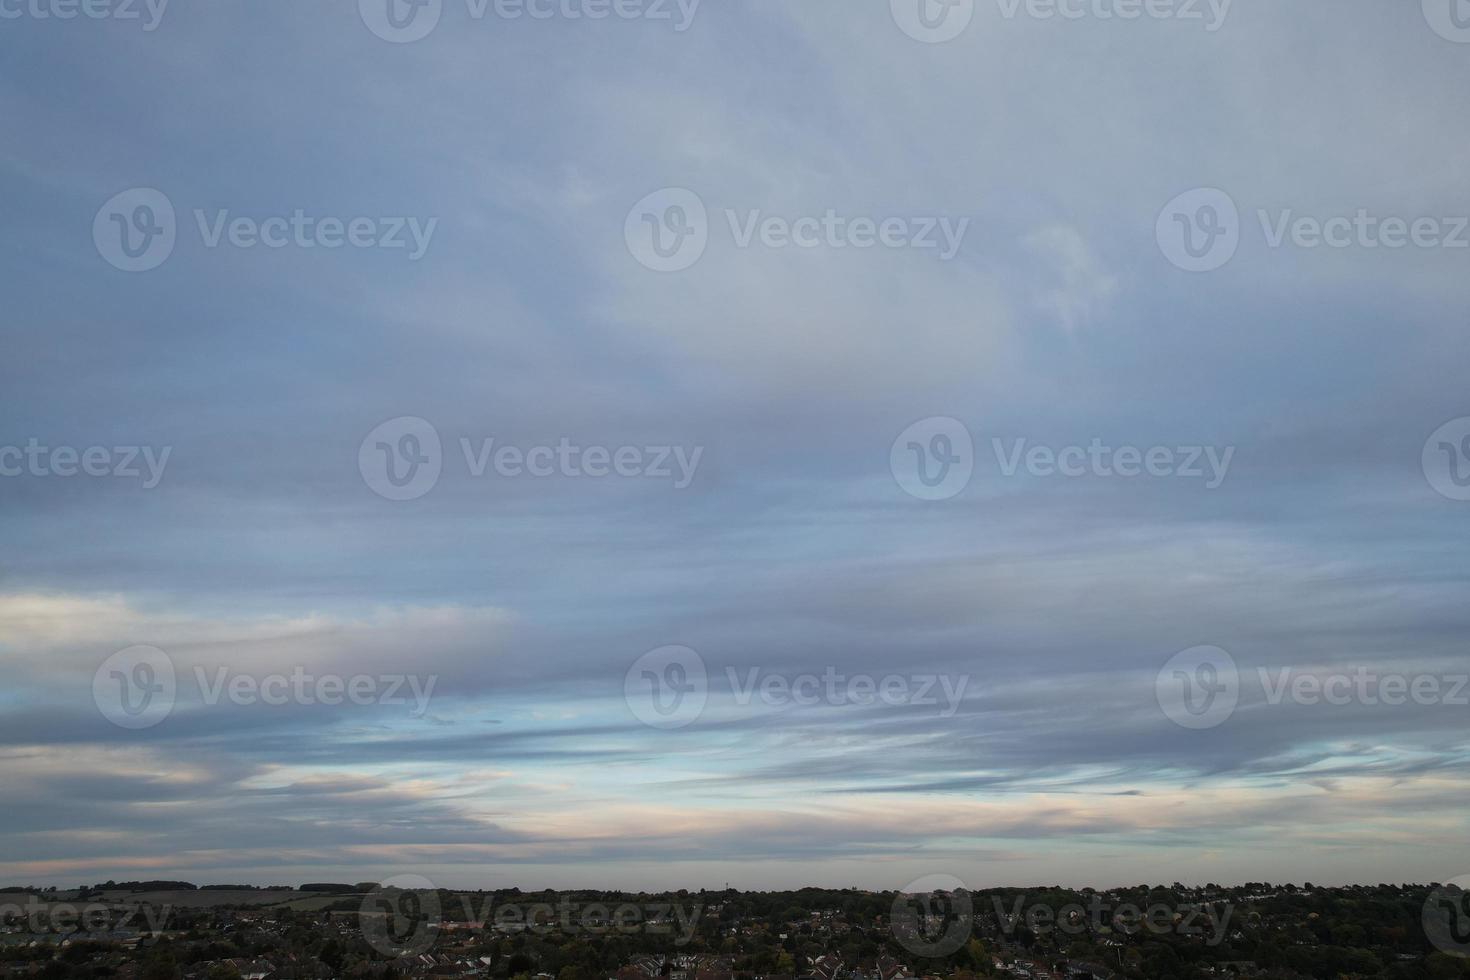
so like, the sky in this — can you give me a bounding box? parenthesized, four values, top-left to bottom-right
(2, 0, 1470, 893)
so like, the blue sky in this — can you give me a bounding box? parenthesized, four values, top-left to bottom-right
(2, 0, 1470, 892)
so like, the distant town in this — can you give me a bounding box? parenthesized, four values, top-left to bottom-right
(2, 882, 1465, 980)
